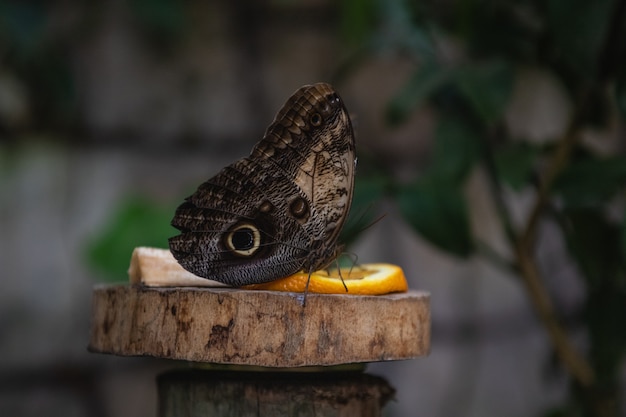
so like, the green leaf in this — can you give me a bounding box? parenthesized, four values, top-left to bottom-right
(431, 116, 481, 185)
(564, 208, 626, 384)
(339, 0, 377, 45)
(395, 180, 474, 257)
(494, 142, 538, 190)
(560, 208, 625, 289)
(553, 156, 626, 206)
(586, 284, 626, 385)
(454, 61, 514, 124)
(86, 197, 177, 282)
(386, 60, 451, 125)
(458, 1, 539, 60)
(546, 0, 614, 84)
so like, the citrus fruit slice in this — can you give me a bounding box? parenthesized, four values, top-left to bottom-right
(243, 263, 408, 295)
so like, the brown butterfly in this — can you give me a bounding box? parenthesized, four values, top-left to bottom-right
(169, 83, 356, 286)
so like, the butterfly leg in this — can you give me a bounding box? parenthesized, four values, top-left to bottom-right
(296, 269, 314, 307)
(332, 257, 349, 293)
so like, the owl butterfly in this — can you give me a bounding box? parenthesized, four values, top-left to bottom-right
(169, 83, 356, 287)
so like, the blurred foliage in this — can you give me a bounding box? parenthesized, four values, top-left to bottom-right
(340, 0, 626, 415)
(493, 141, 539, 191)
(0, 1, 76, 131)
(87, 197, 176, 282)
(129, 0, 187, 50)
(0, 0, 188, 136)
(554, 156, 626, 207)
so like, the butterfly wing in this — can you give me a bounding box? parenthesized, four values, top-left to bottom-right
(169, 157, 311, 286)
(252, 83, 356, 264)
(169, 83, 356, 285)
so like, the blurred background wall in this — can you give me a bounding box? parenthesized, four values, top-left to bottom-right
(1, 1, 625, 416)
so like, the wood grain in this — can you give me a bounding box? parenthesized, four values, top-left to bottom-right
(89, 284, 430, 367)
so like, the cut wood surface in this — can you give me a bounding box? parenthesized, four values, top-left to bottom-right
(89, 247, 431, 367)
(129, 247, 226, 287)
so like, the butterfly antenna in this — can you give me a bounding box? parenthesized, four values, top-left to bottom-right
(340, 205, 386, 246)
(359, 212, 386, 234)
(346, 251, 359, 275)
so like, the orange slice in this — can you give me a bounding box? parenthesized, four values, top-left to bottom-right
(243, 263, 408, 295)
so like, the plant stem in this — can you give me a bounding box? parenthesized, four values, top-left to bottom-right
(481, 0, 626, 391)
(481, 124, 596, 387)
(512, 0, 626, 389)
(513, 98, 596, 390)
(514, 241, 595, 386)
(475, 239, 519, 275)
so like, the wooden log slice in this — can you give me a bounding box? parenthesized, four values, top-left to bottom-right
(89, 285, 430, 368)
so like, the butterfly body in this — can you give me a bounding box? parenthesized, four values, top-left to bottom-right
(169, 83, 355, 286)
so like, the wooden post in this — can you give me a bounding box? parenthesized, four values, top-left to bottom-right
(158, 369, 395, 417)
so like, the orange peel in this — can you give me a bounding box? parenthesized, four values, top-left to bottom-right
(243, 263, 408, 295)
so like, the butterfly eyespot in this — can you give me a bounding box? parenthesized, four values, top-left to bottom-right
(259, 200, 273, 213)
(289, 196, 309, 220)
(225, 223, 261, 257)
(310, 113, 323, 127)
